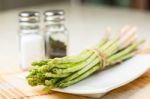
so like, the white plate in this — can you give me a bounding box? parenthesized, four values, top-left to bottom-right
(52, 55, 150, 98)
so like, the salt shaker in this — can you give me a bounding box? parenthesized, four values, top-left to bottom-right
(19, 11, 45, 70)
(44, 10, 68, 58)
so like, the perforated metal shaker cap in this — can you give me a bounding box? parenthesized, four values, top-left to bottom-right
(19, 11, 40, 23)
(44, 10, 65, 21)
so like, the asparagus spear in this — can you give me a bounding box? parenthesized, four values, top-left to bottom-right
(57, 65, 100, 88)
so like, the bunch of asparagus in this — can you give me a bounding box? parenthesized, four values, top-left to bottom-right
(27, 26, 144, 90)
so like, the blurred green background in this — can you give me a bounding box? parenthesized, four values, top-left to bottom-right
(0, 0, 150, 11)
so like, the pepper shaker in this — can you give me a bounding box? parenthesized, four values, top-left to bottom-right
(44, 10, 68, 58)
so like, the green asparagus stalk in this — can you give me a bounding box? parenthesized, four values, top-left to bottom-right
(57, 65, 100, 88)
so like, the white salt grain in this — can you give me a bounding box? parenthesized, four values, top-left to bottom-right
(20, 34, 45, 70)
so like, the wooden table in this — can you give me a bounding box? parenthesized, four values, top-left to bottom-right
(0, 2, 150, 99)
(0, 50, 149, 99)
